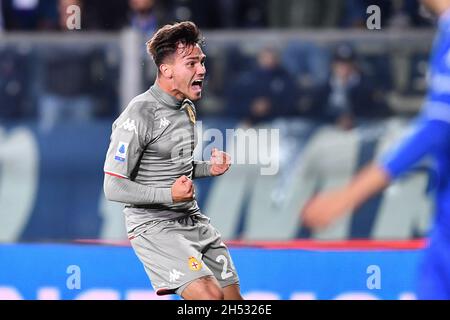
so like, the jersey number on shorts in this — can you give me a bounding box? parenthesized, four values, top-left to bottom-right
(216, 255, 233, 280)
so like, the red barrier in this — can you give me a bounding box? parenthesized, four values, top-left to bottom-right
(74, 238, 427, 250)
(226, 239, 427, 250)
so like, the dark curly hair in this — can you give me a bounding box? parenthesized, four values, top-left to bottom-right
(146, 21, 204, 71)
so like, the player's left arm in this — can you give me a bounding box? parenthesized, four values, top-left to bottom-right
(192, 160, 211, 178)
(192, 148, 231, 178)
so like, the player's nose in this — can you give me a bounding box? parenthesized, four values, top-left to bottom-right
(197, 64, 206, 76)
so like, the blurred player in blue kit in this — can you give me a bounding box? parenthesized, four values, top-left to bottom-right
(303, 0, 450, 299)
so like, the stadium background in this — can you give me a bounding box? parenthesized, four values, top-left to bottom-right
(0, 0, 437, 299)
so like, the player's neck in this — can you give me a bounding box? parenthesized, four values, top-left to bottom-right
(155, 78, 185, 101)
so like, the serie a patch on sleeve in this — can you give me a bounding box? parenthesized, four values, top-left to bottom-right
(114, 142, 129, 162)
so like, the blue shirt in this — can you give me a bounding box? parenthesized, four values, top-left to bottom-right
(381, 11, 450, 238)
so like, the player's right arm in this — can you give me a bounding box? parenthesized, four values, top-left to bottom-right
(103, 102, 193, 204)
(104, 174, 194, 204)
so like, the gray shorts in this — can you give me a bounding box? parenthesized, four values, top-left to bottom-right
(130, 214, 240, 296)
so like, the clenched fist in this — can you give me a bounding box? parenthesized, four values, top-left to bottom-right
(209, 148, 231, 176)
(171, 175, 194, 202)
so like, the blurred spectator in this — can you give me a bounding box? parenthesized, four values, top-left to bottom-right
(58, 0, 81, 30)
(2, 0, 58, 30)
(268, 0, 343, 28)
(37, 47, 96, 130)
(128, 0, 160, 37)
(4, 0, 132, 32)
(282, 41, 330, 88)
(307, 44, 391, 127)
(0, 47, 32, 120)
(213, 0, 240, 29)
(82, 0, 129, 30)
(167, 0, 267, 29)
(0, 0, 431, 31)
(36, 46, 120, 129)
(167, 0, 223, 29)
(69, 0, 164, 34)
(389, 0, 432, 28)
(226, 47, 297, 126)
(36, 0, 121, 130)
(228, 0, 267, 29)
(0, 0, 4, 31)
(341, 0, 431, 29)
(341, 0, 377, 28)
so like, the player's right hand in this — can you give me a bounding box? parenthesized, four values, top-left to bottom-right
(171, 175, 194, 202)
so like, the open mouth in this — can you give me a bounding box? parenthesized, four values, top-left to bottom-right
(191, 79, 203, 92)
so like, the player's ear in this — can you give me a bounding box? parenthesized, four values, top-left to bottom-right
(160, 64, 173, 79)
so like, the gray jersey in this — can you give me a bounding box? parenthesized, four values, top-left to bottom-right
(104, 83, 209, 235)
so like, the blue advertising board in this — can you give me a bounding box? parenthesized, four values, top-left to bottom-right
(0, 244, 421, 300)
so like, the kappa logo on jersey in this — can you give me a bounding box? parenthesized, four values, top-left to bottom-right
(119, 118, 138, 134)
(188, 256, 202, 271)
(114, 142, 129, 162)
(169, 269, 185, 283)
(159, 117, 171, 128)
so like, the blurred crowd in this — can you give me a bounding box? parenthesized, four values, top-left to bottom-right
(1, 38, 417, 130)
(219, 43, 394, 130)
(0, 0, 433, 34)
(0, 0, 432, 130)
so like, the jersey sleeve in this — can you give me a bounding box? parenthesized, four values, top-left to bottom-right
(423, 11, 450, 123)
(104, 102, 154, 179)
(379, 118, 450, 180)
(192, 161, 212, 178)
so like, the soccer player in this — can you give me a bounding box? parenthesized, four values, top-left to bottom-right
(103, 21, 243, 300)
(302, 0, 450, 300)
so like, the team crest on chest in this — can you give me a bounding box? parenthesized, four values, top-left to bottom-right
(185, 105, 196, 124)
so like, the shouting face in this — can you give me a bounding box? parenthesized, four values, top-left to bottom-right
(162, 43, 206, 101)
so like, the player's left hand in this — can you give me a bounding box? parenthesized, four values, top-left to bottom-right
(209, 148, 231, 176)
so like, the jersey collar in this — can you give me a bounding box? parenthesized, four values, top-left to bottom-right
(150, 82, 183, 109)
